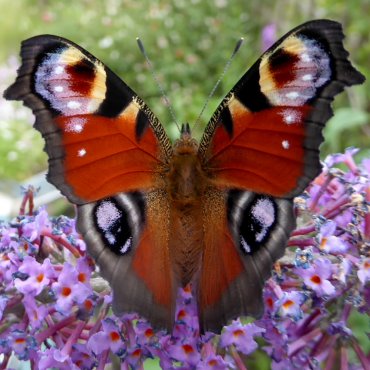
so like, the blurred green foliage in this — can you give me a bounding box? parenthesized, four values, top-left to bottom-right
(0, 0, 369, 181)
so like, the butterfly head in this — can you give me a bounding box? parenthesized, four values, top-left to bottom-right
(174, 123, 198, 155)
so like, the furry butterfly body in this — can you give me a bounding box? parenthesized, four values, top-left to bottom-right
(5, 20, 364, 332)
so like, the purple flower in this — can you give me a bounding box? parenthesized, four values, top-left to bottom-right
(275, 291, 307, 321)
(169, 341, 201, 366)
(198, 353, 228, 369)
(21, 207, 50, 242)
(10, 329, 37, 361)
(324, 147, 360, 171)
(51, 262, 92, 315)
(261, 23, 276, 51)
(87, 317, 125, 356)
(38, 348, 80, 370)
(333, 257, 352, 284)
(71, 343, 97, 370)
(0, 226, 17, 250)
(0, 295, 8, 320)
(23, 295, 48, 330)
(220, 319, 265, 355)
(0, 251, 18, 285)
(14, 256, 54, 296)
(317, 220, 349, 253)
(357, 257, 370, 285)
(298, 258, 336, 297)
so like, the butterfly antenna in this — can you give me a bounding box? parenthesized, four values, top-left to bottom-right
(193, 37, 244, 132)
(136, 37, 181, 132)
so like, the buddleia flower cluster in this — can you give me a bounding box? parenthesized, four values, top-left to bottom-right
(0, 148, 369, 370)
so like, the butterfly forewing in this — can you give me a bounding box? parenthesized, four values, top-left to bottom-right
(4, 35, 172, 204)
(199, 20, 365, 197)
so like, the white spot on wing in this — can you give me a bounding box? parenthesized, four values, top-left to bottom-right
(252, 198, 275, 241)
(280, 109, 302, 125)
(286, 91, 299, 100)
(302, 74, 313, 81)
(240, 236, 251, 253)
(96, 200, 121, 231)
(65, 118, 86, 133)
(77, 148, 87, 157)
(120, 238, 132, 254)
(74, 123, 83, 133)
(54, 85, 64, 92)
(67, 101, 81, 109)
(106, 232, 116, 245)
(54, 66, 64, 75)
(282, 140, 290, 149)
(300, 53, 311, 62)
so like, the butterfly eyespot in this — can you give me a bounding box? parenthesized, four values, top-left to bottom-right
(239, 196, 277, 255)
(94, 198, 133, 255)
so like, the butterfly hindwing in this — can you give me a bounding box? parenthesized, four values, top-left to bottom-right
(4, 35, 172, 204)
(199, 20, 365, 197)
(199, 189, 295, 332)
(77, 190, 174, 330)
(197, 20, 364, 331)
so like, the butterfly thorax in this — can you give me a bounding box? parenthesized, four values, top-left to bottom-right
(169, 129, 205, 204)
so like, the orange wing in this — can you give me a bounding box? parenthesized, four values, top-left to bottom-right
(4, 35, 172, 204)
(199, 20, 364, 197)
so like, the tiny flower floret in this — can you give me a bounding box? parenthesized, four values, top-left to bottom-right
(220, 320, 265, 355)
(299, 258, 336, 297)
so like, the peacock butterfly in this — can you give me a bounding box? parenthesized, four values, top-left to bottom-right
(4, 20, 364, 333)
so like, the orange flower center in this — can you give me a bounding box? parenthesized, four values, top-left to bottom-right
(78, 272, 86, 283)
(320, 237, 327, 249)
(266, 297, 274, 309)
(84, 299, 93, 310)
(283, 299, 294, 309)
(310, 275, 321, 284)
(36, 273, 44, 283)
(182, 344, 194, 354)
(109, 331, 120, 342)
(233, 329, 244, 337)
(61, 286, 72, 296)
(177, 309, 187, 320)
(145, 328, 154, 338)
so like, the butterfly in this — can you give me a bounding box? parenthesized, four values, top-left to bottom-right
(4, 19, 364, 333)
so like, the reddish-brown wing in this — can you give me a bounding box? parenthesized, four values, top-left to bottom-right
(197, 20, 364, 332)
(199, 20, 364, 197)
(4, 35, 172, 204)
(4, 36, 175, 330)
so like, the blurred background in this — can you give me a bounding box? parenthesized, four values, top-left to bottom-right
(0, 0, 369, 218)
